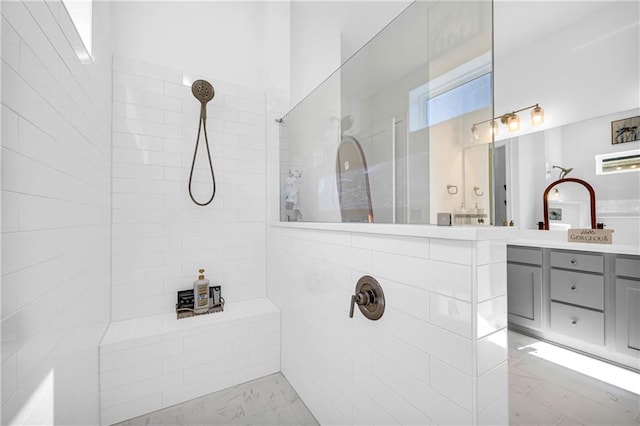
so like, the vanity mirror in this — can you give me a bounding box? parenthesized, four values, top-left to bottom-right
(494, 0, 639, 241)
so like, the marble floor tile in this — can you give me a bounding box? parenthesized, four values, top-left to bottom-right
(114, 373, 318, 426)
(510, 391, 566, 425)
(508, 364, 544, 396)
(526, 381, 639, 426)
(509, 330, 640, 426)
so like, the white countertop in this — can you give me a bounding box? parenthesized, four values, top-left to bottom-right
(506, 229, 639, 255)
(271, 221, 509, 241)
(270, 222, 638, 254)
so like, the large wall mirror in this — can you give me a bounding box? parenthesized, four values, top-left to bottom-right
(493, 1, 639, 244)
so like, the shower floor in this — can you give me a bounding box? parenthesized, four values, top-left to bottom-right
(113, 373, 318, 426)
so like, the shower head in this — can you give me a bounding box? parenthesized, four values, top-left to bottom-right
(192, 80, 215, 104)
(341, 115, 354, 132)
(552, 165, 573, 180)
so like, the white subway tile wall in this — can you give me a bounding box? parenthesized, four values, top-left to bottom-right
(267, 226, 508, 425)
(1, 1, 112, 424)
(111, 56, 267, 321)
(99, 298, 280, 425)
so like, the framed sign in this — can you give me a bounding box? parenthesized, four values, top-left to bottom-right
(568, 229, 613, 245)
(612, 116, 639, 145)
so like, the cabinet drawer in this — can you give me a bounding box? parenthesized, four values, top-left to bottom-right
(615, 256, 640, 279)
(507, 246, 542, 265)
(550, 302, 604, 345)
(550, 250, 603, 273)
(550, 269, 604, 310)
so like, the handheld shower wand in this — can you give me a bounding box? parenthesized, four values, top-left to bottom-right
(189, 80, 216, 206)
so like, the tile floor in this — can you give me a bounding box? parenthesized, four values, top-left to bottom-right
(115, 332, 639, 426)
(113, 373, 318, 426)
(508, 330, 640, 426)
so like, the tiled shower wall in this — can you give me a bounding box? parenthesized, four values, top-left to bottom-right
(1, 1, 112, 424)
(111, 56, 267, 321)
(268, 226, 509, 425)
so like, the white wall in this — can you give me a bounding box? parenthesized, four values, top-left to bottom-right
(494, 1, 639, 137)
(110, 56, 268, 321)
(1, 1, 112, 423)
(289, 1, 411, 107)
(110, 1, 289, 92)
(267, 225, 508, 425)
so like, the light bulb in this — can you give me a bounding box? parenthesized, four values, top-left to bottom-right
(507, 114, 520, 132)
(552, 188, 560, 200)
(490, 120, 499, 137)
(531, 105, 544, 125)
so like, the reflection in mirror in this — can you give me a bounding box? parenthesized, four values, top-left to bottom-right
(456, 143, 492, 225)
(494, 1, 639, 242)
(279, 0, 494, 224)
(336, 136, 374, 223)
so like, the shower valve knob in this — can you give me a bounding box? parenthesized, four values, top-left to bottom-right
(349, 290, 374, 318)
(349, 276, 385, 321)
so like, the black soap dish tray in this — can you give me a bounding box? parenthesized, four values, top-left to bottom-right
(176, 287, 225, 319)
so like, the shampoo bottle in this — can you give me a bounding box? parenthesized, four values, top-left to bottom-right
(193, 268, 210, 314)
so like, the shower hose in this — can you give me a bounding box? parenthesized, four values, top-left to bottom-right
(188, 111, 216, 206)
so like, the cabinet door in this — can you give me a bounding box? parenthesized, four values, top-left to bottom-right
(508, 263, 542, 329)
(615, 278, 640, 355)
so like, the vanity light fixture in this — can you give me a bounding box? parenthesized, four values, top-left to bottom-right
(531, 105, 545, 125)
(552, 188, 561, 200)
(471, 103, 544, 138)
(504, 113, 521, 132)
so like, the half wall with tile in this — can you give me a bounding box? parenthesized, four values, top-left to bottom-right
(268, 224, 509, 425)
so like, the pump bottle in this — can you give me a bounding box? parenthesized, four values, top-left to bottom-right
(193, 269, 210, 314)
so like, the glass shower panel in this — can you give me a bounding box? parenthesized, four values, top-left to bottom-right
(279, 70, 341, 222)
(280, 0, 494, 224)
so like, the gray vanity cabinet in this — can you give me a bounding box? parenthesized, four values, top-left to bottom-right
(507, 246, 640, 371)
(615, 256, 640, 356)
(507, 246, 542, 330)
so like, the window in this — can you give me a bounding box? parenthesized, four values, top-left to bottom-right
(409, 52, 492, 132)
(62, 0, 92, 61)
(426, 73, 492, 127)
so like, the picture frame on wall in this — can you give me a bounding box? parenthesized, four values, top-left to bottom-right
(549, 208, 562, 221)
(611, 116, 640, 145)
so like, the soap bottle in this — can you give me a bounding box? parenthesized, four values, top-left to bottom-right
(193, 269, 210, 314)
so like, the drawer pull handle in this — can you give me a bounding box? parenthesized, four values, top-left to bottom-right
(570, 285, 577, 291)
(571, 320, 578, 326)
(570, 259, 577, 265)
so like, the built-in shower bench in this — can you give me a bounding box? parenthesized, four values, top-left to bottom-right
(98, 298, 280, 425)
